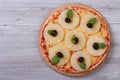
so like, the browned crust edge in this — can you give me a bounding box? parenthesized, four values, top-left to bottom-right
(38, 3, 111, 76)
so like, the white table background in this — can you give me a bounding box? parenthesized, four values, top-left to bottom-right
(0, 0, 120, 80)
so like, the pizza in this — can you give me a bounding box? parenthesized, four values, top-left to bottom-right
(38, 4, 111, 76)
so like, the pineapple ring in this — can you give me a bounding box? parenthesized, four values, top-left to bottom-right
(71, 51, 91, 71)
(86, 36, 107, 56)
(49, 45, 70, 66)
(44, 23, 64, 45)
(80, 14, 101, 34)
(65, 30, 86, 50)
(58, 9, 80, 29)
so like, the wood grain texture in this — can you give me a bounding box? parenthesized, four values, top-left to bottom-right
(0, 0, 120, 80)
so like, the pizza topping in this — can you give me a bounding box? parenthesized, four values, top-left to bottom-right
(71, 51, 91, 71)
(57, 52, 64, 58)
(80, 14, 100, 34)
(88, 18, 97, 25)
(41, 5, 110, 74)
(65, 17, 71, 23)
(71, 35, 79, 44)
(47, 30, 52, 35)
(51, 56, 60, 65)
(78, 57, 84, 62)
(65, 30, 86, 50)
(47, 30, 57, 37)
(98, 43, 106, 49)
(49, 45, 70, 66)
(44, 23, 64, 45)
(87, 18, 97, 28)
(65, 9, 73, 23)
(67, 9, 73, 18)
(80, 62, 86, 69)
(51, 52, 64, 65)
(66, 9, 73, 19)
(87, 36, 107, 56)
(78, 57, 86, 69)
(58, 9, 79, 29)
(93, 43, 99, 50)
(87, 23, 93, 28)
(93, 43, 106, 50)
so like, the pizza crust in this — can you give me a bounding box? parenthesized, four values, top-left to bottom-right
(38, 4, 111, 76)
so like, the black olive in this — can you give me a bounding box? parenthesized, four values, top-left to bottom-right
(65, 18, 71, 23)
(51, 30, 57, 37)
(57, 52, 63, 58)
(93, 43, 99, 50)
(87, 23, 93, 28)
(78, 57, 84, 62)
(74, 37, 79, 44)
(72, 35, 79, 44)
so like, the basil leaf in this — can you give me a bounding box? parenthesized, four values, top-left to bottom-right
(98, 43, 106, 49)
(72, 35, 76, 39)
(51, 56, 60, 65)
(80, 62, 86, 69)
(47, 30, 52, 35)
(66, 9, 73, 19)
(88, 18, 97, 24)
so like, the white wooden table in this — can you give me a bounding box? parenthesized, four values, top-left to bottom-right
(0, 0, 120, 80)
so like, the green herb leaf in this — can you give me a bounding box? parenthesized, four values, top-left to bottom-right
(80, 62, 86, 69)
(47, 30, 52, 35)
(72, 35, 76, 39)
(88, 18, 97, 24)
(71, 35, 78, 44)
(98, 43, 106, 49)
(66, 9, 73, 19)
(51, 56, 60, 65)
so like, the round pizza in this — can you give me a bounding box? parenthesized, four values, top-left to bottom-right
(38, 4, 111, 76)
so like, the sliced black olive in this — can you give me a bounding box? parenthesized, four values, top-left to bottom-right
(93, 43, 99, 50)
(57, 52, 63, 58)
(65, 18, 71, 23)
(87, 23, 93, 28)
(51, 30, 57, 37)
(78, 57, 84, 62)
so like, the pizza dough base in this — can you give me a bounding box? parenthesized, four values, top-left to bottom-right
(38, 4, 111, 76)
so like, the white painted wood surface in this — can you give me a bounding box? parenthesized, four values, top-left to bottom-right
(0, 0, 120, 80)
